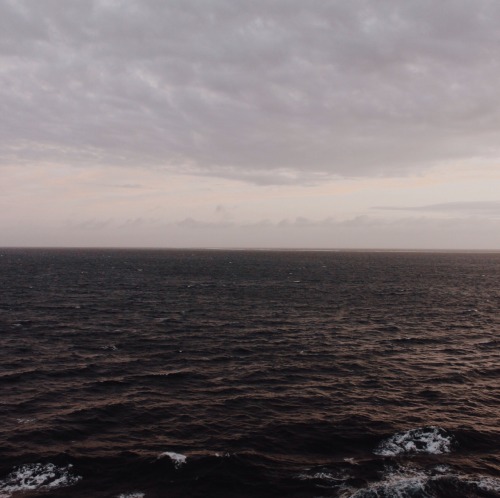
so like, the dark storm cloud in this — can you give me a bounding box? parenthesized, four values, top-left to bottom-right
(2, 0, 500, 183)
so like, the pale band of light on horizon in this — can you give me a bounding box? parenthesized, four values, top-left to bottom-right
(1, 0, 500, 249)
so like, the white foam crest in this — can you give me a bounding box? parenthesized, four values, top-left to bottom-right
(432, 464, 451, 474)
(0, 463, 81, 497)
(343, 465, 500, 498)
(463, 475, 500, 493)
(346, 466, 430, 498)
(117, 493, 145, 498)
(15, 418, 36, 424)
(298, 471, 340, 481)
(297, 468, 351, 488)
(157, 451, 187, 468)
(214, 452, 231, 458)
(374, 426, 454, 456)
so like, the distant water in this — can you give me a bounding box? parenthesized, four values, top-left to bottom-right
(0, 249, 499, 497)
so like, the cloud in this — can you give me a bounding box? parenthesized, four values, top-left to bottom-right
(176, 217, 234, 229)
(2, 1, 500, 183)
(374, 201, 500, 216)
(65, 218, 113, 231)
(4, 213, 499, 249)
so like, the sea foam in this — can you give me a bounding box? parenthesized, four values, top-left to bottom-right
(157, 451, 187, 469)
(343, 464, 500, 498)
(345, 466, 429, 498)
(0, 463, 81, 497)
(374, 426, 454, 456)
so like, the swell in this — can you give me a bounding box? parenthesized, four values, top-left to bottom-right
(1, 429, 499, 498)
(1, 249, 499, 497)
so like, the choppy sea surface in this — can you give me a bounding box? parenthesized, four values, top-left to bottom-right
(0, 249, 499, 498)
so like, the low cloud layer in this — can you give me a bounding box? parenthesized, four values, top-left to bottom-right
(374, 201, 500, 216)
(2, 0, 500, 183)
(3, 214, 499, 250)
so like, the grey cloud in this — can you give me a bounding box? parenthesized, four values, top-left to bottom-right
(171, 215, 487, 230)
(215, 204, 237, 217)
(64, 213, 500, 232)
(79, 181, 147, 189)
(119, 217, 149, 228)
(176, 217, 234, 229)
(66, 218, 113, 231)
(274, 215, 375, 228)
(114, 183, 145, 189)
(374, 201, 500, 215)
(31, 214, 497, 249)
(2, 1, 500, 183)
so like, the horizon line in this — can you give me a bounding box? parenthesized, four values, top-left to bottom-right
(1, 246, 499, 254)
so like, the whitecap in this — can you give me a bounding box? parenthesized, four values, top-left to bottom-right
(297, 468, 351, 488)
(16, 418, 36, 424)
(157, 451, 187, 469)
(345, 466, 429, 498)
(214, 452, 231, 458)
(101, 344, 118, 351)
(374, 426, 454, 456)
(117, 493, 145, 498)
(464, 475, 500, 493)
(298, 471, 340, 481)
(0, 463, 81, 497)
(432, 464, 451, 474)
(342, 464, 500, 498)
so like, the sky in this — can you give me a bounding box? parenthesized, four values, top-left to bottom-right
(1, 0, 500, 249)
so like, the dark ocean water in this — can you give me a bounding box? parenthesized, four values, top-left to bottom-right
(0, 249, 499, 498)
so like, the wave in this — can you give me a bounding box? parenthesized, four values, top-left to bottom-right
(1, 449, 498, 498)
(344, 465, 500, 498)
(346, 466, 429, 498)
(157, 451, 187, 469)
(374, 427, 455, 457)
(0, 463, 81, 498)
(2, 250, 500, 497)
(297, 463, 500, 498)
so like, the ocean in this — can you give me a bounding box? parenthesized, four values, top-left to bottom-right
(0, 248, 499, 497)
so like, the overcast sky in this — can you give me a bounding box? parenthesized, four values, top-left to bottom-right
(1, 0, 500, 249)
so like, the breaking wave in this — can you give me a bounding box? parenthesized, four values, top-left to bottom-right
(157, 451, 188, 469)
(374, 427, 455, 457)
(345, 465, 500, 498)
(0, 463, 81, 497)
